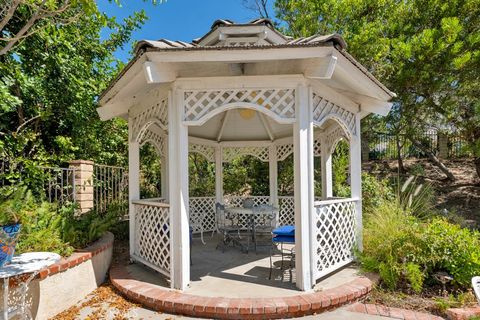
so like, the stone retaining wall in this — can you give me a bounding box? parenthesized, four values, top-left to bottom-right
(0, 232, 114, 320)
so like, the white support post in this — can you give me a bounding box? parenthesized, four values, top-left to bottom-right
(128, 121, 140, 257)
(349, 114, 363, 251)
(320, 136, 333, 199)
(215, 146, 224, 204)
(293, 85, 314, 291)
(269, 144, 278, 207)
(168, 89, 190, 290)
(161, 143, 169, 200)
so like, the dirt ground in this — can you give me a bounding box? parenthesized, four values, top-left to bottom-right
(363, 158, 480, 222)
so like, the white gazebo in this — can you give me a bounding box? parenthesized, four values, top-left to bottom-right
(97, 19, 395, 291)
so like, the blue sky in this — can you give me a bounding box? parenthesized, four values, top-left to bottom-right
(97, 0, 275, 62)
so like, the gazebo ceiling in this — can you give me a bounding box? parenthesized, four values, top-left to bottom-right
(188, 109, 335, 142)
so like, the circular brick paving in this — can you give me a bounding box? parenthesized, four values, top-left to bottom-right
(110, 262, 374, 319)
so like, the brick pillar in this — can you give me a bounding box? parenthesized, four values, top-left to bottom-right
(361, 134, 369, 161)
(438, 133, 448, 159)
(69, 160, 94, 213)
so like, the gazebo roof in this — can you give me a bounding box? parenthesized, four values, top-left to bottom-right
(97, 19, 395, 125)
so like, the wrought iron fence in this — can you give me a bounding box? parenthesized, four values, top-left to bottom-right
(93, 164, 128, 213)
(0, 161, 76, 204)
(37, 166, 76, 204)
(367, 131, 438, 160)
(0, 159, 128, 213)
(448, 135, 472, 158)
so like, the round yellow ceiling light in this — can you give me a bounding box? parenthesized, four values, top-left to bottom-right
(238, 108, 256, 120)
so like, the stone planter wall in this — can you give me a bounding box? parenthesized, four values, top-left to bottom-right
(0, 232, 114, 320)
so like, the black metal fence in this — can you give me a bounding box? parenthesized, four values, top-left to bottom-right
(366, 131, 471, 160)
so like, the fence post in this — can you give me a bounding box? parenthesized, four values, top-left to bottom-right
(69, 160, 94, 213)
(438, 133, 448, 159)
(361, 133, 369, 161)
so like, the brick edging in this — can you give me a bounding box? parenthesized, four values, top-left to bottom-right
(37, 232, 114, 280)
(347, 302, 444, 320)
(110, 263, 373, 319)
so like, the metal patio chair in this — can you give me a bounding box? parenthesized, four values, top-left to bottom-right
(189, 208, 206, 245)
(215, 202, 240, 252)
(252, 204, 278, 254)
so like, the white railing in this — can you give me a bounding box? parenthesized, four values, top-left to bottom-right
(189, 196, 216, 234)
(312, 198, 357, 281)
(132, 200, 171, 278)
(278, 196, 295, 225)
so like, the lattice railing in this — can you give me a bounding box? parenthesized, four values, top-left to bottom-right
(132, 200, 171, 277)
(313, 198, 357, 281)
(278, 196, 295, 225)
(189, 197, 217, 234)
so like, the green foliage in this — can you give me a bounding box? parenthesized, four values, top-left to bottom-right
(332, 140, 350, 197)
(361, 172, 395, 214)
(421, 219, 480, 287)
(362, 199, 480, 292)
(0, 185, 122, 256)
(0, 186, 30, 224)
(275, 0, 480, 178)
(398, 176, 436, 218)
(0, 1, 147, 178)
(60, 202, 123, 248)
(404, 262, 424, 294)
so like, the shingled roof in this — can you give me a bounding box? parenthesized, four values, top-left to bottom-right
(99, 18, 395, 102)
(134, 18, 348, 54)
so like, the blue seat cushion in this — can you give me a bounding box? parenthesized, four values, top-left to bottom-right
(272, 235, 295, 244)
(272, 225, 295, 236)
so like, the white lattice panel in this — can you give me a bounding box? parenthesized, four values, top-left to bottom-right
(313, 200, 356, 280)
(326, 125, 348, 154)
(276, 143, 293, 161)
(189, 143, 215, 162)
(132, 97, 168, 142)
(278, 196, 295, 225)
(189, 197, 217, 233)
(223, 146, 270, 162)
(134, 203, 170, 277)
(183, 89, 295, 123)
(314, 138, 322, 157)
(312, 92, 356, 137)
(139, 129, 166, 156)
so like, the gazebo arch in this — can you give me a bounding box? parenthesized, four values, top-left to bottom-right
(185, 101, 296, 127)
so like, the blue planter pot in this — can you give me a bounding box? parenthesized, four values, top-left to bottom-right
(0, 223, 21, 267)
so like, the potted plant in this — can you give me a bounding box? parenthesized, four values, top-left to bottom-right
(0, 187, 24, 267)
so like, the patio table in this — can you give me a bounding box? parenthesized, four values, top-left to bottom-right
(0, 252, 61, 320)
(224, 206, 279, 253)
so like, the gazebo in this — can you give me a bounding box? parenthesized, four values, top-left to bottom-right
(97, 19, 395, 292)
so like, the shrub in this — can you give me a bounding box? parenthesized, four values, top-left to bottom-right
(0, 185, 123, 256)
(421, 218, 480, 287)
(361, 172, 394, 214)
(362, 201, 480, 292)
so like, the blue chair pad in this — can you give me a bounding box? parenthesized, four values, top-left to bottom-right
(273, 225, 295, 236)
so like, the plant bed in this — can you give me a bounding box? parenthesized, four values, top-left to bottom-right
(364, 286, 478, 319)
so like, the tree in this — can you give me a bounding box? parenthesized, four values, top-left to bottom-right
(0, 2, 150, 175)
(0, 0, 164, 55)
(274, 0, 480, 180)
